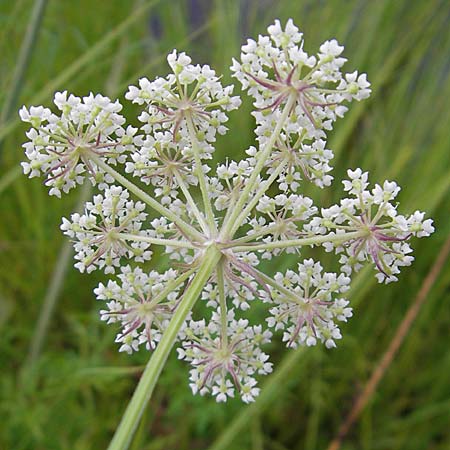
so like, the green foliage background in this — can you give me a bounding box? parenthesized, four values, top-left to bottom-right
(0, 1, 449, 449)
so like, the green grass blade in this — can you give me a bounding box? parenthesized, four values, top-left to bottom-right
(0, 0, 161, 143)
(0, 0, 48, 127)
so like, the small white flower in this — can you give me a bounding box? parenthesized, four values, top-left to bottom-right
(96, 266, 184, 352)
(61, 187, 151, 273)
(126, 52, 241, 147)
(20, 91, 134, 196)
(308, 170, 433, 282)
(264, 259, 351, 348)
(179, 311, 272, 403)
(231, 19, 371, 145)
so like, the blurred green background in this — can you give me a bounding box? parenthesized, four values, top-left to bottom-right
(1, 1, 449, 449)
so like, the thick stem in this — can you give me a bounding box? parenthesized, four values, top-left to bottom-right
(92, 156, 204, 242)
(220, 95, 296, 240)
(231, 231, 365, 253)
(107, 245, 222, 450)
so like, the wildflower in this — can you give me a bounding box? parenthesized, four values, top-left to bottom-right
(95, 266, 183, 352)
(61, 187, 151, 273)
(306, 169, 434, 283)
(126, 50, 241, 148)
(20, 91, 136, 197)
(231, 19, 371, 144)
(19, 19, 433, 405)
(262, 259, 352, 348)
(178, 310, 272, 403)
(125, 131, 198, 195)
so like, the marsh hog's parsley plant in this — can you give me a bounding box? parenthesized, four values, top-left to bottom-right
(21, 19, 433, 406)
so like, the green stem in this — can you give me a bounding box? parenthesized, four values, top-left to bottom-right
(148, 266, 197, 305)
(227, 225, 280, 245)
(117, 233, 195, 249)
(185, 115, 217, 234)
(230, 156, 289, 236)
(107, 245, 222, 450)
(220, 95, 296, 240)
(231, 231, 365, 253)
(92, 156, 204, 242)
(216, 261, 228, 347)
(251, 266, 300, 300)
(174, 170, 210, 235)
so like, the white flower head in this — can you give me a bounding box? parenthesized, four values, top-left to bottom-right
(231, 19, 371, 145)
(307, 169, 433, 283)
(20, 19, 433, 406)
(179, 311, 272, 403)
(126, 52, 241, 147)
(61, 187, 151, 273)
(96, 266, 183, 352)
(20, 92, 136, 197)
(264, 259, 352, 348)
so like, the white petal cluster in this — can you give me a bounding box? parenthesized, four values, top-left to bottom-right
(178, 310, 272, 403)
(20, 91, 137, 197)
(248, 193, 317, 258)
(19, 19, 434, 405)
(306, 169, 434, 283)
(126, 50, 241, 150)
(61, 187, 151, 273)
(125, 131, 198, 191)
(262, 259, 352, 349)
(231, 19, 371, 145)
(269, 138, 334, 191)
(95, 266, 182, 353)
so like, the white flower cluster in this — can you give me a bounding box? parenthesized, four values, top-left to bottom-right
(20, 92, 137, 197)
(20, 19, 434, 403)
(126, 50, 241, 152)
(178, 310, 272, 403)
(231, 18, 371, 145)
(61, 186, 151, 274)
(95, 266, 182, 353)
(261, 259, 352, 348)
(306, 169, 435, 283)
(125, 131, 198, 204)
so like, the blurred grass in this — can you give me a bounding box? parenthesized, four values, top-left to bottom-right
(0, 1, 449, 449)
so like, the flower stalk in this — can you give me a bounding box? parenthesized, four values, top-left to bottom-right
(93, 156, 204, 242)
(107, 245, 222, 450)
(231, 230, 366, 252)
(220, 95, 296, 239)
